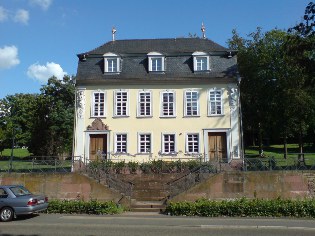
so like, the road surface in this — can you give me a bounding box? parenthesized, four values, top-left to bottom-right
(0, 212, 315, 236)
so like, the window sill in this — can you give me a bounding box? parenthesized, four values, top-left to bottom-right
(183, 115, 200, 118)
(136, 116, 153, 118)
(90, 116, 106, 119)
(207, 114, 225, 117)
(113, 115, 130, 118)
(103, 72, 121, 75)
(159, 116, 176, 118)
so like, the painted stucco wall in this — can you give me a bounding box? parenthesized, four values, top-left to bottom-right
(74, 82, 240, 162)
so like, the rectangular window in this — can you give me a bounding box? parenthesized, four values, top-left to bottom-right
(138, 134, 151, 153)
(162, 134, 176, 154)
(161, 92, 175, 117)
(92, 92, 105, 117)
(196, 57, 207, 71)
(151, 58, 162, 71)
(107, 58, 117, 72)
(114, 91, 128, 116)
(186, 134, 199, 153)
(138, 91, 152, 117)
(209, 90, 223, 115)
(104, 57, 120, 73)
(185, 91, 199, 116)
(115, 134, 127, 153)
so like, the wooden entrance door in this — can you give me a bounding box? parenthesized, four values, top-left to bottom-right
(89, 134, 107, 161)
(208, 132, 227, 161)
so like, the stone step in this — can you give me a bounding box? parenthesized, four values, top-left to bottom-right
(132, 190, 169, 199)
(130, 200, 166, 213)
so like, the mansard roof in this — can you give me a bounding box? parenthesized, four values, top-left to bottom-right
(83, 38, 228, 55)
(76, 38, 237, 83)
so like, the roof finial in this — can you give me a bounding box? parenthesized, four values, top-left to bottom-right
(201, 22, 206, 39)
(112, 27, 117, 41)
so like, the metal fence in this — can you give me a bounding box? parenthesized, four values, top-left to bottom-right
(244, 153, 315, 171)
(0, 156, 83, 173)
(1, 153, 315, 173)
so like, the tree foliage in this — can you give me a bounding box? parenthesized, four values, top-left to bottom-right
(228, 1, 315, 155)
(0, 76, 75, 157)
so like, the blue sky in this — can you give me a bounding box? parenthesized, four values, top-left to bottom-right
(0, 0, 310, 98)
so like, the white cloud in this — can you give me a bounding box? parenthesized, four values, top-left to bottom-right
(27, 62, 67, 82)
(30, 0, 52, 11)
(0, 45, 20, 69)
(14, 9, 29, 25)
(0, 6, 8, 22)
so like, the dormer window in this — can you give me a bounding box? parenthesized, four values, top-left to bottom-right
(147, 52, 165, 72)
(103, 52, 121, 73)
(192, 51, 210, 72)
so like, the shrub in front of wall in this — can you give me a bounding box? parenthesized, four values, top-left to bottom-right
(47, 199, 124, 215)
(166, 198, 315, 218)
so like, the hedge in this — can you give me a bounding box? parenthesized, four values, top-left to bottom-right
(46, 199, 124, 215)
(165, 198, 315, 218)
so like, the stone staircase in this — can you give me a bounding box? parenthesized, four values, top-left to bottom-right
(119, 174, 182, 213)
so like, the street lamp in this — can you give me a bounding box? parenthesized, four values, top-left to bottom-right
(9, 127, 16, 173)
(237, 73, 245, 167)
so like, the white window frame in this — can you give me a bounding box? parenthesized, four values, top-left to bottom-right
(160, 90, 176, 117)
(137, 90, 152, 117)
(148, 52, 165, 72)
(161, 133, 177, 154)
(103, 52, 121, 73)
(208, 88, 224, 116)
(138, 133, 152, 153)
(114, 133, 128, 153)
(91, 90, 106, 117)
(186, 133, 200, 154)
(184, 90, 199, 117)
(192, 51, 210, 72)
(114, 90, 129, 117)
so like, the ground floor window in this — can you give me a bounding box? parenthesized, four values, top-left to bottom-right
(115, 133, 127, 153)
(138, 133, 151, 153)
(186, 133, 199, 153)
(162, 134, 176, 154)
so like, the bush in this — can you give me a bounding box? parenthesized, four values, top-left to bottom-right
(47, 199, 124, 215)
(165, 197, 315, 218)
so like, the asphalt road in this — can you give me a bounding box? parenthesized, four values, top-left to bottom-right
(1, 212, 315, 236)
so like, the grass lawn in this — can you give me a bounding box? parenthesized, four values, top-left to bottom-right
(245, 144, 315, 169)
(0, 148, 32, 158)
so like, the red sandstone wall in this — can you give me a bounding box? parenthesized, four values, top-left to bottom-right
(0, 173, 122, 202)
(171, 171, 311, 202)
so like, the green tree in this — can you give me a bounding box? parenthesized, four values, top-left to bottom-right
(228, 27, 315, 157)
(0, 93, 38, 150)
(29, 76, 75, 156)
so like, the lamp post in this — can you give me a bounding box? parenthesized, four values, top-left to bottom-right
(9, 127, 16, 173)
(237, 73, 245, 168)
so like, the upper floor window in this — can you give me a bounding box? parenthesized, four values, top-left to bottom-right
(184, 90, 199, 116)
(160, 91, 176, 117)
(208, 89, 223, 116)
(192, 51, 210, 72)
(138, 91, 152, 117)
(103, 52, 120, 73)
(92, 91, 106, 117)
(148, 52, 165, 72)
(114, 90, 129, 117)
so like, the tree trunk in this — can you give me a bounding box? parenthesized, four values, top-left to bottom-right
(283, 135, 287, 159)
(298, 126, 305, 164)
(258, 122, 263, 156)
